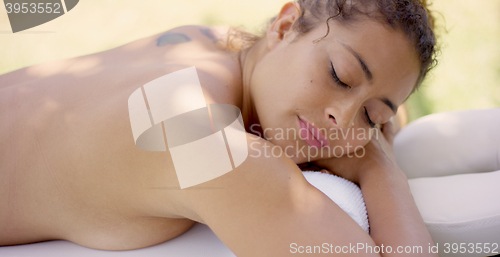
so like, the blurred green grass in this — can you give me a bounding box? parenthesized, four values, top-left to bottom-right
(405, 0, 500, 120)
(0, 0, 498, 121)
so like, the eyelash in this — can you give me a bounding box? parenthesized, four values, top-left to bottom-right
(329, 62, 351, 89)
(364, 107, 376, 128)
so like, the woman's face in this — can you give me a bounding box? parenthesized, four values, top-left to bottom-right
(249, 11, 420, 164)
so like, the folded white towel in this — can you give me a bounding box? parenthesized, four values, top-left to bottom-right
(302, 171, 369, 233)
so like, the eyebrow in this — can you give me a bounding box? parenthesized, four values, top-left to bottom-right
(380, 97, 397, 114)
(341, 43, 397, 114)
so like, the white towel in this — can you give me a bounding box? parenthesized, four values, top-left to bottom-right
(302, 171, 369, 233)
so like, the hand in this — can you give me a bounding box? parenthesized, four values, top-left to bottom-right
(311, 120, 401, 184)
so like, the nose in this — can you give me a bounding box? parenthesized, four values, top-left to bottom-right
(325, 101, 359, 129)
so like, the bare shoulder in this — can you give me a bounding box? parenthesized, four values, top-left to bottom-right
(171, 133, 377, 256)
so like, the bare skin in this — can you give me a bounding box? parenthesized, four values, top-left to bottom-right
(0, 2, 437, 256)
(0, 25, 226, 250)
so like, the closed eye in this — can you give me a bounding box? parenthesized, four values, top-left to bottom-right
(330, 61, 351, 89)
(364, 107, 376, 128)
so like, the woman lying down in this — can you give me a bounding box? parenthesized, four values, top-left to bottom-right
(0, 0, 439, 256)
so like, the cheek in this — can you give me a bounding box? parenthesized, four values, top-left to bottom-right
(251, 57, 320, 127)
(253, 45, 324, 106)
(251, 54, 293, 109)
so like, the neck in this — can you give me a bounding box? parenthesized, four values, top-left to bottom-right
(238, 38, 268, 135)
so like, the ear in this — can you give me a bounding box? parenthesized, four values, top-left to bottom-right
(267, 2, 301, 50)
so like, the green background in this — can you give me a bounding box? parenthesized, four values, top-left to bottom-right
(0, 0, 498, 121)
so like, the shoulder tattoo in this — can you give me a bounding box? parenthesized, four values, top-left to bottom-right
(199, 28, 218, 43)
(157, 33, 191, 46)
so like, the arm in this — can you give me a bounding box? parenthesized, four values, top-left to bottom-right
(314, 121, 438, 256)
(177, 134, 381, 257)
(359, 164, 436, 256)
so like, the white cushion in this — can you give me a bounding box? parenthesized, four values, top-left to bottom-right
(394, 109, 500, 257)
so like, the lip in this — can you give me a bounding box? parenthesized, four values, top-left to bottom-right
(298, 116, 329, 149)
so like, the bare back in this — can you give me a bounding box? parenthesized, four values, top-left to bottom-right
(0, 25, 243, 250)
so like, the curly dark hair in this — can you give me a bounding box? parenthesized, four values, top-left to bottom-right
(228, 0, 438, 89)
